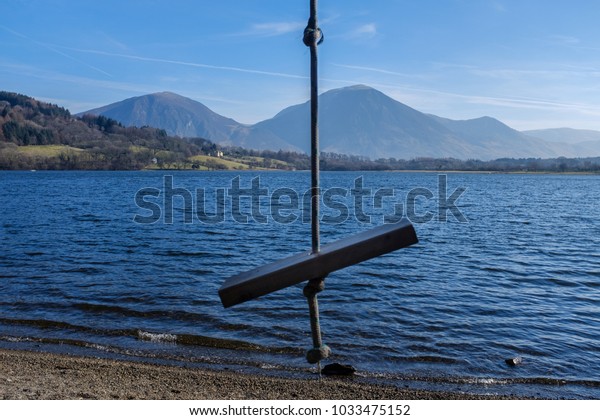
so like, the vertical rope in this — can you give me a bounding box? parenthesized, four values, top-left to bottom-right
(304, 279, 329, 364)
(305, 0, 321, 255)
(303, 0, 330, 371)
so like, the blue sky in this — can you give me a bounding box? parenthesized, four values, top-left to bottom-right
(2, 0, 600, 130)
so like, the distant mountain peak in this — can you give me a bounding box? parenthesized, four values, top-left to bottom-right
(79, 85, 600, 160)
(325, 84, 385, 95)
(152, 91, 190, 99)
(80, 92, 241, 140)
(472, 116, 497, 122)
(336, 84, 372, 91)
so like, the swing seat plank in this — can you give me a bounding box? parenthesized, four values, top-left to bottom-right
(218, 219, 418, 308)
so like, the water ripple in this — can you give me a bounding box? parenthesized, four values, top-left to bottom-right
(1, 171, 599, 397)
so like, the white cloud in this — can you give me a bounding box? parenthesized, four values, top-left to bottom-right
(251, 21, 305, 36)
(97, 32, 129, 51)
(353, 23, 377, 38)
(548, 34, 581, 46)
(338, 23, 378, 41)
(492, 2, 506, 13)
(469, 67, 600, 80)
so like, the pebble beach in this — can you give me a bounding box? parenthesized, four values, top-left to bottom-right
(0, 349, 522, 400)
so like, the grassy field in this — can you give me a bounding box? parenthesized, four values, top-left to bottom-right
(188, 155, 251, 170)
(17, 145, 84, 157)
(4, 144, 290, 171)
(188, 155, 295, 170)
(228, 155, 293, 169)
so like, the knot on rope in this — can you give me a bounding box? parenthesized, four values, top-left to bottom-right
(306, 344, 331, 364)
(303, 278, 325, 298)
(303, 26, 324, 47)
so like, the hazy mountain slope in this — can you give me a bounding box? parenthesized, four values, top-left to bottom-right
(239, 85, 568, 159)
(81, 86, 600, 160)
(523, 127, 600, 144)
(241, 85, 473, 159)
(430, 115, 563, 159)
(80, 92, 243, 141)
(523, 128, 600, 157)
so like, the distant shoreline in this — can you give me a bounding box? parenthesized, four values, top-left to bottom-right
(6, 168, 600, 175)
(387, 169, 600, 175)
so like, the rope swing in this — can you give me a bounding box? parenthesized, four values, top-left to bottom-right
(218, 0, 418, 376)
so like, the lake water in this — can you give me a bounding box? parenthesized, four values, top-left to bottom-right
(1, 170, 599, 398)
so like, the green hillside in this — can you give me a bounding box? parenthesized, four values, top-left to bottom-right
(0, 91, 280, 171)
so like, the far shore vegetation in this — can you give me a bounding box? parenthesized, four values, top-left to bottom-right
(1, 91, 599, 173)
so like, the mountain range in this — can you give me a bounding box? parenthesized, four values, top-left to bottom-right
(80, 85, 600, 160)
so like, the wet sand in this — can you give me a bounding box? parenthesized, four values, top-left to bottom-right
(0, 349, 520, 400)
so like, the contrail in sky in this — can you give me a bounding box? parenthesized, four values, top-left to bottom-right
(0, 25, 112, 77)
(60, 47, 307, 80)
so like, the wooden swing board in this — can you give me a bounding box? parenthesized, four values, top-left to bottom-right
(218, 219, 418, 308)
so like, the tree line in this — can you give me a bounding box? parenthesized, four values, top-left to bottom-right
(319, 154, 600, 172)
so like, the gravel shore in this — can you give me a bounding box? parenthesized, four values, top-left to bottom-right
(0, 349, 519, 400)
